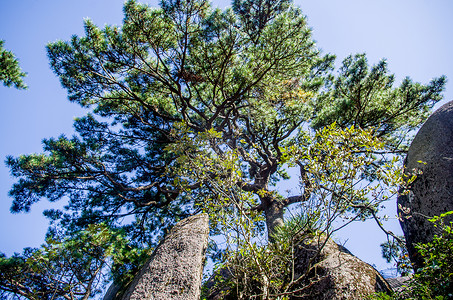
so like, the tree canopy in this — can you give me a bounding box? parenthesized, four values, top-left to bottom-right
(0, 40, 27, 90)
(2, 0, 446, 298)
(0, 224, 148, 300)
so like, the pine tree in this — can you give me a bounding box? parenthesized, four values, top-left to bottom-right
(3, 0, 446, 297)
(0, 40, 27, 89)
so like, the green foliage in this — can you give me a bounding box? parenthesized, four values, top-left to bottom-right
(201, 124, 408, 298)
(380, 236, 412, 276)
(203, 214, 319, 299)
(0, 224, 149, 300)
(286, 123, 407, 231)
(410, 212, 453, 299)
(369, 292, 395, 300)
(372, 212, 453, 300)
(0, 40, 27, 89)
(312, 53, 446, 150)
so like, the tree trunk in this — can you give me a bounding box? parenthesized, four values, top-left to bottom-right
(264, 201, 285, 241)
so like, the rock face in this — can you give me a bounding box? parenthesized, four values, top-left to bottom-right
(292, 235, 391, 299)
(398, 101, 453, 269)
(204, 235, 391, 299)
(119, 213, 209, 300)
(386, 276, 411, 293)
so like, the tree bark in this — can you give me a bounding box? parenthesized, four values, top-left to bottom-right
(264, 201, 285, 241)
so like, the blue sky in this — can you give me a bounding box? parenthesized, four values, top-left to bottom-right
(1, 0, 452, 273)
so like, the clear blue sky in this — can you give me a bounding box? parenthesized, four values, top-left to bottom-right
(1, 0, 452, 273)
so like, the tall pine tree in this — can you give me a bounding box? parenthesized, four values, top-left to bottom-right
(3, 0, 445, 297)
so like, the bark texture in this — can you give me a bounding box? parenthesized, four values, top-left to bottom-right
(118, 213, 209, 300)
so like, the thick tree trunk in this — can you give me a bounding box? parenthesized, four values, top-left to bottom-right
(264, 201, 285, 241)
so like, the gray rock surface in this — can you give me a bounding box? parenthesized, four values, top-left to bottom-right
(120, 213, 209, 300)
(398, 101, 453, 269)
(292, 235, 392, 299)
(204, 235, 391, 299)
(386, 276, 411, 293)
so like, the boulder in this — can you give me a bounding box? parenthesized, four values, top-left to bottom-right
(118, 213, 209, 300)
(398, 101, 453, 269)
(204, 235, 391, 299)
(291, 235, 392, 299)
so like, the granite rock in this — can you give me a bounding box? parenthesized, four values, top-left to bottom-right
(398, 101, 453, 269)
(291, 235, 392, 299)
